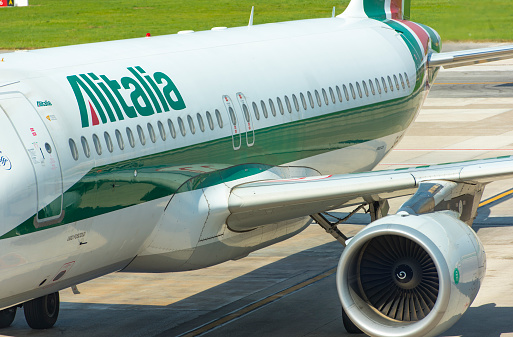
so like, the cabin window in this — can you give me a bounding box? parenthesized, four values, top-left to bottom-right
(343, 85, 350, 101)
(197, 113, 205, 132)
(349, 84, 356, 100)
(362, 81, 369, 97)
(300, 93, 307, 110)
(168, 119, 177, 138)
(228, 107, 237, 126)
(329, 87, 336, 104)
(242, 103, 251, 122)
(269, 99, 277, 116)
(92, 134, 102, 155)
(381, 77, 388, 93)
(157, 121, 167, 140)
(369, 79, 375, 95)
(394, 75, 400, 90)
(404, 72, 410, 88)
(187, 115, 196, 134)
(115, 129, 124, 150)
(260, 100, 269, 118)
(375, 78, 382, 94)
(321, 89, 328, 105)
(69, 138, 79, 160)
(284, 95, 292, 113)
(356, 82, 363, 98)
(206, 111, 215, 130)
(148, 123, 157, 142)
(277, 97, 284, 115)
(315, 90, 322, 107)
(336, 86, 343, 102)
(177, 117, 186, 136)
(215, 109, 224, 128)
(388, 76, 394, 92)
(306, 91, 314, 108)
(126, 127, 135, 148)
(399, 73, 405, 89)
(81, 136, 90, 158)
(104, 132, 114, 152)
(137, 125, 146, 145)
(292, 94, 300, 111)
(252, 102, 260, 120)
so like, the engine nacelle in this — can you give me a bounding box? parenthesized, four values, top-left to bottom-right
(337, 211, 486, 337)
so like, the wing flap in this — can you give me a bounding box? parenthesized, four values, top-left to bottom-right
(428, 44, 513, 68)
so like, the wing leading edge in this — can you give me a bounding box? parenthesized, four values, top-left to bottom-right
(227, 156, 513, 231)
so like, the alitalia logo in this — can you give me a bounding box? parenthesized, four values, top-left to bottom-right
(67, 66, 186, 128)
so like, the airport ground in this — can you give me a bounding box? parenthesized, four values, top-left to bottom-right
(3, 43, 513, 336)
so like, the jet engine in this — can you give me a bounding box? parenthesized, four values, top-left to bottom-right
(337, 211, 486, 337)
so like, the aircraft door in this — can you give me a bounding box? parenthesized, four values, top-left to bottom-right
(235, 92, 255, 147)
(0, 93, 63, 225)
(222, 95, 242, 150)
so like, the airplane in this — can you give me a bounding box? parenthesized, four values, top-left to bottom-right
(1, 0, 513, 335)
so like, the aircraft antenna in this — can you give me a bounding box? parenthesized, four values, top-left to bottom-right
(249, 6, 254, 26)
(332, 6, 336, 18)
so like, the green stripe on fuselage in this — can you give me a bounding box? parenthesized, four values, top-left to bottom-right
(0, 87, 426, 240)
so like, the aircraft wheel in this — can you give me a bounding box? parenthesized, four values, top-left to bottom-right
(0, 306, 16, 328)
(23, 292, 59, 329)
(342, 307, 362, 334)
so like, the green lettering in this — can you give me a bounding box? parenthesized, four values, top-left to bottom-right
(153, 72, 186, 111)
(121, 77, 154, 117)
(101, 75, 137, 119)
(129, 67, 162, 113)
(67, 75, 106, 128)
(82, 74, 116, 123)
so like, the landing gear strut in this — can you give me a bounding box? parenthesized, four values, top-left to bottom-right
(23, 292, 60, 329)
(0, 306, 17, 328)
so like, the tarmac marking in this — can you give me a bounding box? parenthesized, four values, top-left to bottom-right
(479, 188, 513, 207)
(180, 267, 337, 337)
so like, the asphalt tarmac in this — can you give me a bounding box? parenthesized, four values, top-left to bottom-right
(2, 43, 513, 337)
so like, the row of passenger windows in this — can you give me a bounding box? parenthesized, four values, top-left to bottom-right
(69, 72, 410, 160)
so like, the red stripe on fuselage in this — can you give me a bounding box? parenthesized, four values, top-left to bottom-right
(398, 20, 430, 54)
(390, 0, 403, 19)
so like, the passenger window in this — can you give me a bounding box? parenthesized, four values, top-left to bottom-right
(104, 131, 113, 153)
(356, 82, 362, 98)
(343, 85, 350, 101)
(394, 75, 400, 90)
(375, 78, 382, 94)
(92, 133, 102, 155)
(242, 103, 251, 121)
(362, 81, 369, 97)
(115, 129, 124, 150)
(329, 87, 336, 104)
(306, 91, 313, 109)
(284, 95, 292, 113)
(228, 107, 237, 125)
(260, 100, 269, 118)
(178, 117, 186, 136)
(126, 127, 135, 148)
(187, 115, 196, 134)
(369, 80, 375, 95)
(388, 76, 394, 92)
(252, 102, 260, 120)
(381, 77, 388, 93)
(404, 72, 410, 88)
(148, 123, 157, 142)
(158, 121, 167, 140)
(336, 86, 343, 102)
(197, 113, 205, 132)
(292, 94, 300, 111)
(300, 93, 307, 110)
(206, 111, 215, 130)
(81, 136, 90, 158)
(321, 89, 328, 105)
(269, 99, 277, 116)
(399, 73, 405, 89)
(137, 125, 146, 145)
(168, 119, 177, 138)
(276, 97, 284, 115)
(215, 109, 224, 128)
(69, 138, 79, 160)
(315, 90, 322, 107)
(349, 84, 356, 100)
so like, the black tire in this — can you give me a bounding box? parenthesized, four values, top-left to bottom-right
(342, 307, 363, 334)
(23, 292, 59, 329)
(0, 306, 16, 328)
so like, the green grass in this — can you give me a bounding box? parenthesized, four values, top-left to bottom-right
(0, 0, 512, 49)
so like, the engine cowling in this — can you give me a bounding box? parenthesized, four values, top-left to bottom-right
(337, 211, 486, 337)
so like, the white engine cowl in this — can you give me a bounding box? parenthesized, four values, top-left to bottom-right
(337, 211, 486, 337)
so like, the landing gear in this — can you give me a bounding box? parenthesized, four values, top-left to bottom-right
(23, 292, 59, 329)
(342, 307, 362, 334)
(0, 306, 17, 328)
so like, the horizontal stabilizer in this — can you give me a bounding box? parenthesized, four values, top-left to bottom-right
(429, 44, 513, 68)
